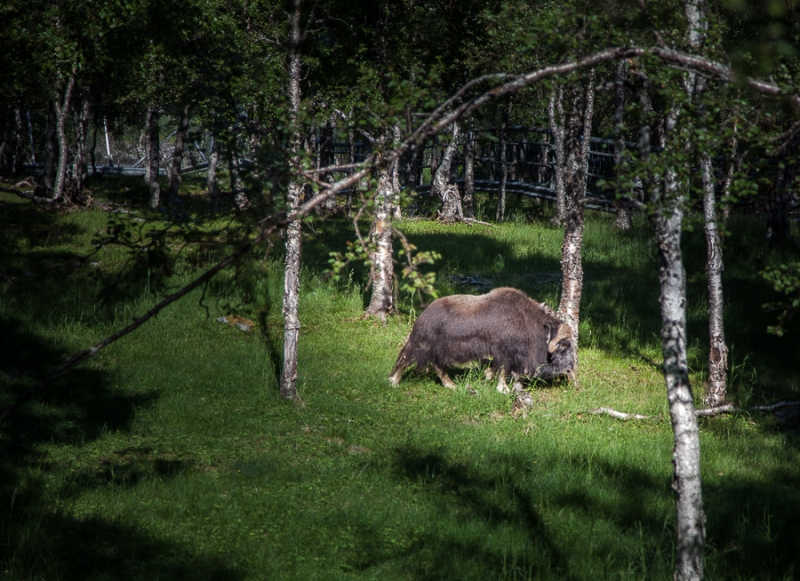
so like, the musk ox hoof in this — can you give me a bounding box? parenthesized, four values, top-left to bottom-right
(388, 372, 401, 387)
(496, 379, 510, 394)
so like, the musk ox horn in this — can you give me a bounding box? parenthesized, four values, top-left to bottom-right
(548, 323, 572, 354)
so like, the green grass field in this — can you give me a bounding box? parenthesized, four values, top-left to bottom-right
(1, 179, 798, 580)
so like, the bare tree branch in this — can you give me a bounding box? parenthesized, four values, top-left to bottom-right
(587, 400, 800, 422)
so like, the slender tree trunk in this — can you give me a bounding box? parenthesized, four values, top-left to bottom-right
(463, 125, 475, 218)
(660, 2, 709, 574)
(281, 0, 304, 400)
(168, 102, 192, 202)
(557, 72, 595, 347)
(13, 108, 26, 174)
(73, 91, 89, 196)
(103, 117, 114, 166)
(52, 74, 75, 201)
(207, 134, 220, 198)
(391, 124, 402, 220)
(37, 103, 57, 198)
(721, 119, 737, 222)
(146, 107, 161, 208)
(701, 153, 728, 406)
(549, 85, 566, 224)
(653, 181, 705, 581)
(432, 122, 461, 221)
(429, 135, 439, 186)
(246, 122, 263, 199)
(346, 127, 354, 215)
(365, 163, 395, 319)
(316, 113, 337, 215)
(90, 121, 98, 175)
(496, 106, 508, 221)
(613, 60, 632, 229)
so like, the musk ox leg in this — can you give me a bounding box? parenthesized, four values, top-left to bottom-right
(434, 366, 457, 389)
(388, 368, 403, 387)
(388, 354, 409, 387)
(495, 369, 510, 394)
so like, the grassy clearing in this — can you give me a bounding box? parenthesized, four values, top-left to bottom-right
(1, 182, 799, 580)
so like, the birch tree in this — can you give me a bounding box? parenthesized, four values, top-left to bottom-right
(556, 71, 595, 347)
(280, 0, 304, 400)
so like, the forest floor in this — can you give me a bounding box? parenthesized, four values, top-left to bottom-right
(1, 177, 799, 580)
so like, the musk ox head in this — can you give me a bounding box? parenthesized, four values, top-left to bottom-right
(545, 321, 576, 377)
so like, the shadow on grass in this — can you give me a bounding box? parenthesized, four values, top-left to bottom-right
(354, 442, 800, 580)
(0, 317, 243, 581)
(374, 444, 577, 580)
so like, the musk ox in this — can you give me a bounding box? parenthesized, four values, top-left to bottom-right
(388, 287, 575, 393)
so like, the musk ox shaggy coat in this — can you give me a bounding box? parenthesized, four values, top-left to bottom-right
(388, 287, 575, 392)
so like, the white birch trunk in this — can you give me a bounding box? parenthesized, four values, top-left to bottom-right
(721, 120, 737, 222)
(548, 85, 566, 224)
(281, 0, 304, 400)
(430, 122, 458, 199)
(653, 1, 708, 573)
(652, 179, 705, 581)
(463, 126, 475, 218)
(391, 124, 402, 220)
(207, 134, 220, 198)
(168, 103, 192, 202)
(701, 153, 728, 406)
(52, 74, 75, 201)
(613, 60, 632, 229)
(73, 91, 89, 196)
(496, 109, 508, 221)
(557, 72, 595, 348)
(146, 107, 161, 209)
(364, 165, 395, 319)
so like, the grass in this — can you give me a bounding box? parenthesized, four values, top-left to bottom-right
(1, 179, 799, 580)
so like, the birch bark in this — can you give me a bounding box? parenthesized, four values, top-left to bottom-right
(207, 134, 220, 198)
(648, 1, 708, 573)
(613, 60, 632, 230)
(346, 127, 354, 215)
(463, 126, 475, 218)
(548, 85, 566, 224)
(496, 108, 508, 221)
(431, 122, 462, 221)
(146, 107, 161, 208)
(52, 73, 75, 201)
(720, 120, 737, 223)
(701, 153, 728, 406)
(168, 103, 192, 203)
(281, 0, 304, 400)
(653, 184, 705, 581)
(364, 164, 395, 319)
(38, 104, 57, 198)
(557, 72, 595, 347)
(12, 108, 26, 174)
(74, 91, 90, 197)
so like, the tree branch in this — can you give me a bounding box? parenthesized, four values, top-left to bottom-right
(588, 400, 800, 422)
(0, 186, 58, 204)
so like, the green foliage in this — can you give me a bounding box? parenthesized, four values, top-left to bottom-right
(762, 261, 800, 336)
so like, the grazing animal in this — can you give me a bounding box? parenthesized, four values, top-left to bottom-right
(388, 287, 575, 393)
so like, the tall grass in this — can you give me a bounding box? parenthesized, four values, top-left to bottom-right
(0, 186, 798, 580)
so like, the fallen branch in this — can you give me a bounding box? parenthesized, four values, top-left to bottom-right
(0, 186, 57, 204)
(456, 216, 492, 226)
(588, 407, 654, 420)
(589, 400, 800, 422)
